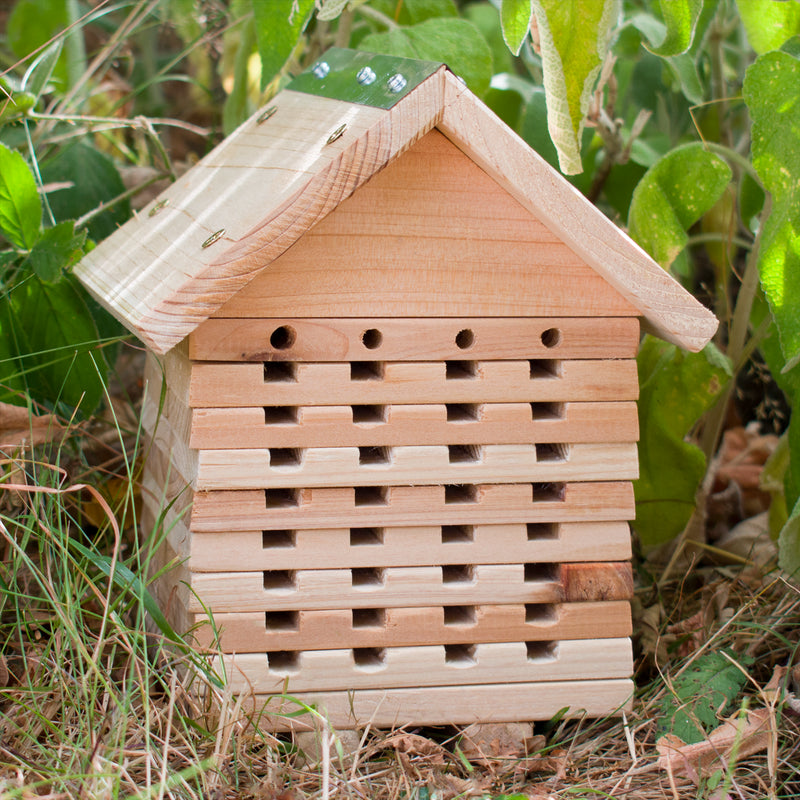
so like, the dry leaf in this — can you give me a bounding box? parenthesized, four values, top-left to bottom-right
(459, 722, 540, 763)
(656, 708, 773, 782)
(0, 402, 63, 448)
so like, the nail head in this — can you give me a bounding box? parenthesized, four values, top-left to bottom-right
(202, 229, 225, 248)
(326, 123, 347, 145)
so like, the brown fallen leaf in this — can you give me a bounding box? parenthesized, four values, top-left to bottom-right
(656, 708, 773, 783)
(459, 722, 541, 763)
(0, 402, 63, 448)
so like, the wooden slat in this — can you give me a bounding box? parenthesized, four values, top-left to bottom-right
(214, 131, 639, 321)
(183, 521, 632, 572)
(190, 317, 640, 361)
(438, 73, 717, 351)
(190, 481, 635, 532)
(217, 638, 633, 693)
(193, 601, 633, 652)
(194, 442, 639, 490)
(242, 679, 634, 729)
(189, 401, 639, 449)
(186, 562, 632, 614)
(189, 359, 639, 407)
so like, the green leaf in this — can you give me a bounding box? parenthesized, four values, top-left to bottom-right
(738, 0, 800, 55)
(317, 0, 350, 22)
(664, 51, 704, 105)
(530, 0, 619, 174)
(744, 52, 800, 374)
(22, 40, 62, 99)
(633, 337, 732, 547)
(6, 0, 69, 87)
(41, 143, 130, 241)
(0, 144, 42, 250)
(251, 0, 315, 90)
(359, 18, 493, 97)
(370, 0, 458, 25)
(22, 221, 87, 282)
(779, 487, 800, 578)
(5, 275, 107, 413)
(501, 0, 533, 55)
(637, 0, 702, 57)
(628, 143, 731, 268)
(464, 2, 515, 74)
(656, 650, 753, 743)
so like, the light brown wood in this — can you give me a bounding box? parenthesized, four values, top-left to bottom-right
(190, 317, 640, 361)
(190, 481, 635, 532)
(195, 442, 638, 490)
(75, 76, 447, 353)
(213, 134, 641, 322)
(438, 73, 717, 352)
(241, 679, 634, 730)
(186, 561, 633, 614)
(193, 601, 633, 652)
(188, 359, 639, 408)
(216, 638, 633, 693)
(189, 400, 639, 449)
(179, 521, 632, 572)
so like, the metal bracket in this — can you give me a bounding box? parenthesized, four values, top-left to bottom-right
(287, 47, 442, 109)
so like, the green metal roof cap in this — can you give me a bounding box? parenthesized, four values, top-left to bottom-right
(287, 47, 443, 109)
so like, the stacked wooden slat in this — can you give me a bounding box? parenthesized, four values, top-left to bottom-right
(140, 316, 639, 729)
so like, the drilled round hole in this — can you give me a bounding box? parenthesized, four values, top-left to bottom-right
(455, 328, 474, 350)
(540, 328, 561, 348)
(361, 328, 383, 350)
(270, 325, 296, 350)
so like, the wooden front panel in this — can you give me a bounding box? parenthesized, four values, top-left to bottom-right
(190, 317, 640, 361)
(193, 601, 633, 652)
(212, 130, 639, 319)
(189, 359, 639, 407)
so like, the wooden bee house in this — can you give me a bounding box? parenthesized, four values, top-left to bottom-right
(75, 49, 717, 729)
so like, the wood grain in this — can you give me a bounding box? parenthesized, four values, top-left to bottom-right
(186, 561, 633, 614)
(241, 679, 634, 729)
(177, 520, 632, 572)
(190, 316, 640, 361)
(189, 400, 639, 449)
(190, 481, 636, 532)
(188, 359, 640, 407)
(216, 638, 633, 693)
(193, 601, 633, 652)
(438, 72, 717, 352)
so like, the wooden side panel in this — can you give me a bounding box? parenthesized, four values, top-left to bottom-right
(190, 317, 640, 361)
(181, 521, 632, 572)
(218, 638, 633, 693)
(214, 131, 639, 320)
(244, 680, 634, 730)
(189, 359, 639, 407)
(195, 442, 639, 490)
(189, 401, 639, 449)
(193, 601, 633, 652)
(186, 562, 633, 614)
(190, 481, 636, 532)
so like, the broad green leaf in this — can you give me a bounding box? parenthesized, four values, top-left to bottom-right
(5, 275, 107, 413)
(370, 0, 458, 25)
(738, 0, 800, 55)
(633, 337, 732, 547)
(655, 650, 752, 743)
(464, 3, 515, 74)
(637, 0, 702, 56)
(628, 143, 731, 268)
(0, 77, 36, 122)
(779, 496, 800, 578)
(222, 19, 258, 134)
(41, 143, 130, 241)
(530, 0, 619, 174)
(6, 0, 69, 87)
(22, 221, 86, 282)
(744, 52, 800, 374)
(317, 0, 351, 22)
(665, 52, 704, 105)
(0, 144, 42, 250)
(252, 0, 315, 90)
(501, 0, 533, 55)
(0, 301, 26, 404)
(359, 18, 493, 97)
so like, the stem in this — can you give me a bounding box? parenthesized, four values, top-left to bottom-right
(356, 6, 400, 29)
(705, 141, 763, 187)
(74, 173, 168, 230)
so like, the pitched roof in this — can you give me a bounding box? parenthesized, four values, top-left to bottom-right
(74, 49, 717, 355)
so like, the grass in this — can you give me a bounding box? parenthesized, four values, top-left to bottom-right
(0, 355, 798, 799)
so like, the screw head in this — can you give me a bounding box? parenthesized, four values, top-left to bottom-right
(356, 66, 377, 85)
(312, 61, 330, 79)
(387, 73, 407, 93)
